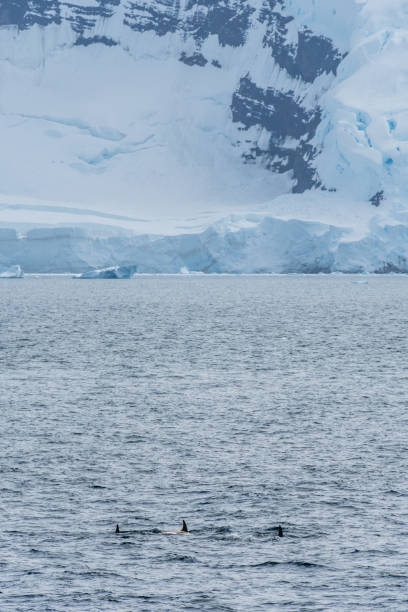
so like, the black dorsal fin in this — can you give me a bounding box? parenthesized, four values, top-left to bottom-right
(181, 520, 188, 532)
(115, 524, 120, 534)
(278, 525, 283, 537)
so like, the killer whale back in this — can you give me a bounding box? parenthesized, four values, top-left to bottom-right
(181, 520, 188, 532)
(115, 524, 120, 534)
(278, 525, 283, 537)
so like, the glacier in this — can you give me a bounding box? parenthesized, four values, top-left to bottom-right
(2, 194, 408, 275)
(1, 0, 408, 273)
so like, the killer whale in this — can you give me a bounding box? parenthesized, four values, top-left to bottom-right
(115, 521, 280, 536)
(114, 521, 189, 535)
(161, 520, 189, 535)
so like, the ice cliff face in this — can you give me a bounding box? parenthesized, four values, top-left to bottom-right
(1, 0, 408, 273)
(3, 200, 408, 274)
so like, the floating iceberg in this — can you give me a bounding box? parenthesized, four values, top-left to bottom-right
(0, 264, 24, 278)
(77, 266, 135, 279)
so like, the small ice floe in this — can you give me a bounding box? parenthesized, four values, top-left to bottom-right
(352, 279, 368, 285)
(0, 264, 24, 278)
(180, 267, 204, 275)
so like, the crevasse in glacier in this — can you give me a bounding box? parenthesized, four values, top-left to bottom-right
(316, 0, 408, 204)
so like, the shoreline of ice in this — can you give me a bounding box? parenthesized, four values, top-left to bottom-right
(3, 193, 408, 276)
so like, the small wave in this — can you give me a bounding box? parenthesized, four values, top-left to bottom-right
(101, 596, 121, 603)
(80, 570, 123, 578)
(210, 525, 232, 534)
(163, 554, 197, 563)
(125, 435, 146, 443)
(29, 548, 46, 555)
(253, 560, 324, 569)
(380, 571, 406, 579)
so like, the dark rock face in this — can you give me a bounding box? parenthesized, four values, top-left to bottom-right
(226, 0, 344, 190)
(260, 2, 344, 83)
(232, 77, 321, 141)
(0, 0, 120, 31)
(124, 0, 179, 35)
(67, 1, 119, 35)
(231, 76, 322, 191)
(0, 0, 29, 27)
(75, 35, 118, 46)
(0, 0, 61, 29)
(180, 51, 208, 66)
(185, 0, 255, 47)
(294, 29, 345, 82)
(0, 0, 346, 194)
(370, 190, 385, 207)
(124, 0, 255, 45)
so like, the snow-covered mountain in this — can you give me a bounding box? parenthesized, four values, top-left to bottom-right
(1, 0, 408, 273)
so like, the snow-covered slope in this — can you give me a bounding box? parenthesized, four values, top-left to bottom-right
(1, 0, 408, 273)
(0, 0, 349, 217)
(316, 0, 408, 205)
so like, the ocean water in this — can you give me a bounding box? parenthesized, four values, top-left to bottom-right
(1, 276, 408, 611)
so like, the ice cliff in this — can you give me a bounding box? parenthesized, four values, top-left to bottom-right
(1, 0, 408, 273)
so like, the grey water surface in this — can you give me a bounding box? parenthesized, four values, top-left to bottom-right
(1, 276, 408, 611)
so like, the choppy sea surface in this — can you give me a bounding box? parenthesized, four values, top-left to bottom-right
(1, 276, 408, 611)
